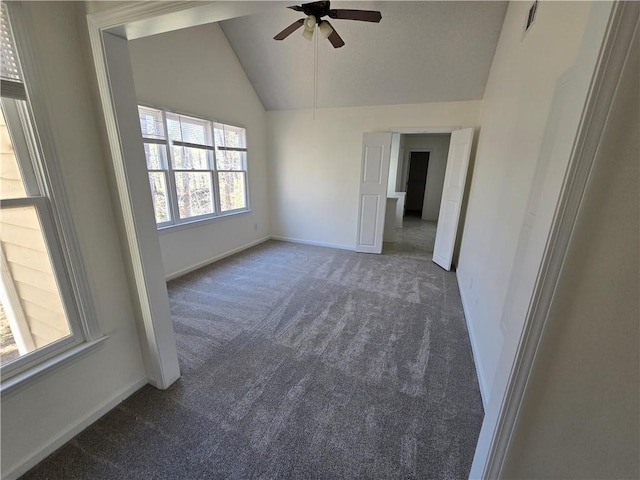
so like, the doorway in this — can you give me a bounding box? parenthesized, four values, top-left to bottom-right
(380, 133, 453, 257)
(374, 129, 473, 268)
(404, 152, 429, 217)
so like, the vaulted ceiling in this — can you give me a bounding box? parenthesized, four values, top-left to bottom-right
(219, 1, 508, 111)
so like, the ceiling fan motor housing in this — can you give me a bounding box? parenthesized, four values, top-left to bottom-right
(300, 1, 331, 22)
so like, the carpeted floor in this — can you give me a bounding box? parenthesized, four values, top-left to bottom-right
(21, 234, 483, 479)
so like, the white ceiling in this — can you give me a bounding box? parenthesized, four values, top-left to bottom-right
(219, 1, 508, 111)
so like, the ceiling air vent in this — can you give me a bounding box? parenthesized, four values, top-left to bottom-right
(523, 0, 538, 39)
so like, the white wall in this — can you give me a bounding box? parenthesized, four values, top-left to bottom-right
(387, 133, 401, 197)
(128, 23, 270, 279)
(400, 134, 451, 221)
(397, 134, 406, 193)
(1, 2, 148, 477)
(456, 1, 594, 399)
(503, 15, 639, 476)
(267, 101, 480, 249)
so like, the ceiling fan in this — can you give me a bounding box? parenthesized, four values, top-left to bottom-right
(274, 1, 382, 48)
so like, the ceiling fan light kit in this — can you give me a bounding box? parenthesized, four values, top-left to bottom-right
(274, 1, 382, 48)
(302, 25, 314, 40)
(304, 15, 316, 31)
(302, 15, 316, 41)
(319, 21, 333, 39)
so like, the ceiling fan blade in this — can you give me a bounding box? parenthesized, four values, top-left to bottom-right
(323, 21, 345, 48)
(287, 5, 304, 12)
(274, 19, 305, 40)
(328, 9, 382, 23)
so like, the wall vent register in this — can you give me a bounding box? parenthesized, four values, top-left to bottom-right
(523, 0, 539, 38)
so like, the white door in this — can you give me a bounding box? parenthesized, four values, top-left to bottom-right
(355, 132, 392, 254)
(432, 128, 474, 270)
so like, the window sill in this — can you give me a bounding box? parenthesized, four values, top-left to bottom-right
(157, 209, 251, 235)
(0, 336, 109, 397)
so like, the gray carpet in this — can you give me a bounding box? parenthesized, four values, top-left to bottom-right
(383, 216, 438, 258)
(21, 236, 483, 479)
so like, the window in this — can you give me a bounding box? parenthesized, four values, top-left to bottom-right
(1, 3, 97, 381)
(137, 106, 249, 227)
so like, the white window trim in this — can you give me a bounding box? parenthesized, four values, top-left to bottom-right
(0, 336, 108, 395)
(0, 103, 100, 384)
(0, 4, 104, 389)
(139, 104, 250, 229)
(157, 208, 252, 235)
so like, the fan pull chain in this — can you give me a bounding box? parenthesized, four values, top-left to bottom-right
(313, 24, 318, 119)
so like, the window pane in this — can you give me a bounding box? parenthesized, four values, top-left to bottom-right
(1, 3, 23, 83)
(143, 143, 167, 170)
(0, 205, 72, 366)
(218, 172, 247, 212)
(148, 172, 171, 224)
(216, 150, 244, 171)
(0, 301, 19, 364)
(0, 106, 26, 199)
(175, 172, 214, 219)
(213, 123, 225, 147)
(180, 117, 209, 145)
(171, 146, 209, 170)
(166, 115, 181, 142)
(167, 113, 211, 146)
(138, 106, 165, 140)
(213, 123, 246, 149)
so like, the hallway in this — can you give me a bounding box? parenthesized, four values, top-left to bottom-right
(383, 217, 438, 259)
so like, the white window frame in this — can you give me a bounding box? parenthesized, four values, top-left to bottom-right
(0, 4, 104, 391)
(138, 105, 250, 229)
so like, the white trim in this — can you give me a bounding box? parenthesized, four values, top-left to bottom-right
(2, 375, 147, 480)
(140, 104, 250, 227)
(0, 336, 109, 396)
(165, 236, 270, 281)
(158, 209, 252, 235)
(0, 189, 93, 380)
(86, 2, 268, 388)
(165, 235, 356, 281)
(85, 1, 203, 30)
(390, 126, 460, 134)
(457, 279, 488, 409)
(1, 100, 39, 196)
(138, 101, 250, 133)
(270, 235, 355, 252)
(476, 3, 636, 478)
(87, 24, 179, 390)
(6, 3, 101, 343)
(0, 5, 104, 385)
(88, 1, 282, 40)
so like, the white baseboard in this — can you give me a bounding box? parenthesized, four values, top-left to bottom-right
(457, 278, 489, 409)
(4, 377, 148, 480)
(270, 235, 355, 252)
(165, 236, 271, 281)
